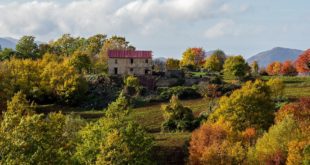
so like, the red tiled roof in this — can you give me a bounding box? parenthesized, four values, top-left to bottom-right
(108, 50, 152, 58)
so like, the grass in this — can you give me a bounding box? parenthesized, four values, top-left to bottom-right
(262, 76, 310, 98)
(190, 71, 208, 77)
(127, 98, 210, 132)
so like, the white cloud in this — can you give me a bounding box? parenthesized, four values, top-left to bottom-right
(204, 19, 236, 39)
(0, 0, 244, 41)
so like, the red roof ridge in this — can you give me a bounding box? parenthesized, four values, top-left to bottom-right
(108, 50, 152, 58)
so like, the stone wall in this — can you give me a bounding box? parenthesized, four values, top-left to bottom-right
(108, 57, 152, 75)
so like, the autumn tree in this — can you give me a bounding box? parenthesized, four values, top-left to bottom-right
(254, 116, 300, 164)
(276, 98, 310, 165)
(0, 112, 85, 164)
(180, 47, 205, 69)
(281, 60, 297, 76)
(189, 122, 246, 165)
(166, 58, 180, 70)
(223, 55, 249, 80)
(0, 93, 85, 164)
(99, 36, 135, 62)
(210, 80, 275, 131)
(40, 60, 87, 104)
(15, 36, 39, 58)
(0, 58, 42, 101)
(295, 49, 310, 74)
(266, 61, 282, 76)
(275, 98, 310, 135)
(6, 91, 35, 116)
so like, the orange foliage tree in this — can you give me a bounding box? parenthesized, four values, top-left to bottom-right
(281, 60, 297, 76)
(275, 97, 310, 133)
(180, 47, 205, 69)
(275, 98, 310, 164)
(296, 49, 310, 74)
(188, 122, 246, 165)
(266, 61, 282, 75)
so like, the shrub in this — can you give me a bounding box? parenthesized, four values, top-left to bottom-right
(161, 95, 195, 131)
(159, 86, 201, 101)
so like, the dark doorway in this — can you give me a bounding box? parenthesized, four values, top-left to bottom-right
(114, 67, 118, 75)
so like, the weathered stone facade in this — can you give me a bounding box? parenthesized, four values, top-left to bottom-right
(108, 58, 152, 75)
(108, 50, 153, 75)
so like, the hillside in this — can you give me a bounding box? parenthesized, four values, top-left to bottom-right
(247, 47, 303, 67)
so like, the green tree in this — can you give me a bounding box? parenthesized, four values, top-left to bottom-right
(69, 50, 91, 73)
(0, 48, 15, 61)
(15, 36, 39, 58)
(85, 34, 107, 56)
(161, 95, 195, 131)
(74, 94, 153, 164)
(96, 122, 154, 165)
(210, 80, 275, 131)
(223, 55, 248, 80)
(51, 34, 85, 56)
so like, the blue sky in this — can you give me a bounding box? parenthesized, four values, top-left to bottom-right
(0, 0, 309, 59)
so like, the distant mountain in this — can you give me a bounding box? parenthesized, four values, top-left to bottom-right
(205, 50, 216, 57)
(0, 37, 44, 50)
(0, 37, 18, 49)
(247, 47, 303, 67)
(154, 57, 167, 62)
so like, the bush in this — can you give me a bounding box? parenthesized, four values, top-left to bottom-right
(81, 74, 121, 109)
(158, 86, 201, 101)
(161, 95, 196, 132)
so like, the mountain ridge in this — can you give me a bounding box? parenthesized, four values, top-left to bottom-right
(247, 47, 303, 67)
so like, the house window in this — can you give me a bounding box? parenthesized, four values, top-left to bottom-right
(114, 67, 118, 75)
(145, 59, 148, 63)
(130, 68, 133, 72)
(145, 69, 149, 75)
(115, 59, 118, 64)
(130, 58, 134, 64)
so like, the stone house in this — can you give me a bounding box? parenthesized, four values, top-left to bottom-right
(108, 50, 152, 75)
